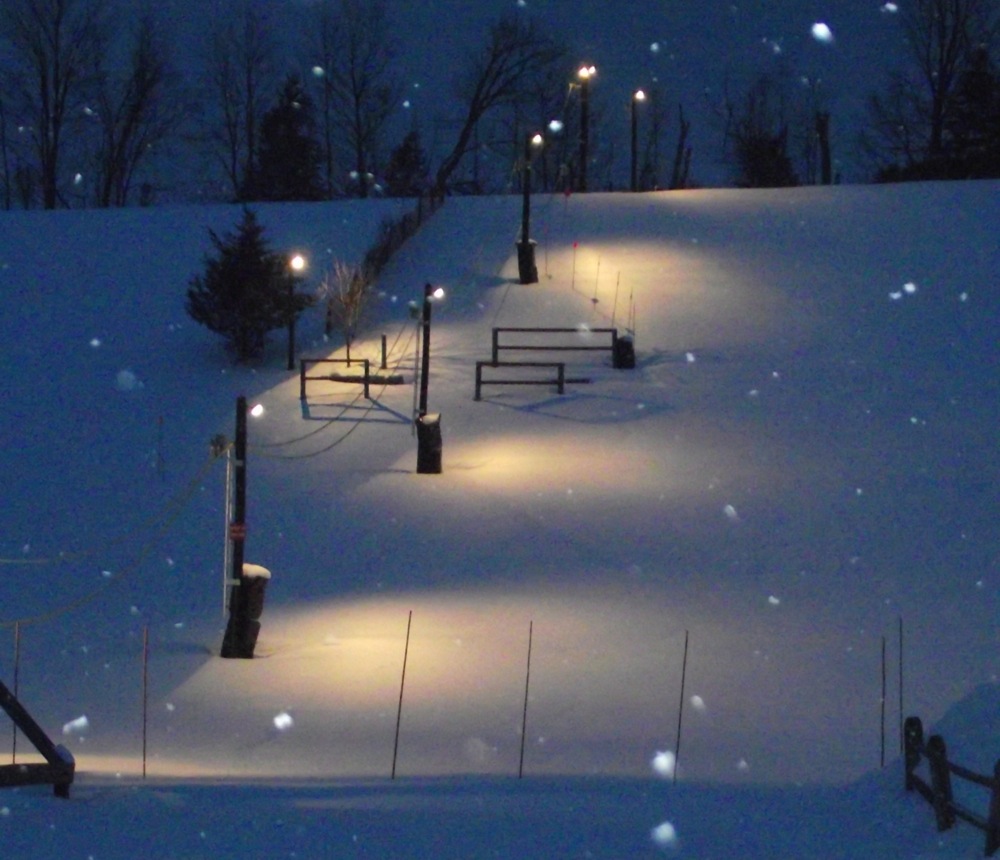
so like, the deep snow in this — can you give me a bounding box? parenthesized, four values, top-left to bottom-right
(0, 182, 998, 857)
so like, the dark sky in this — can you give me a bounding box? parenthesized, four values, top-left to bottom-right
(161, 0, 910, 185)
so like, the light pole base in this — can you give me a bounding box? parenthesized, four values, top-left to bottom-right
(416, 413, 443, 474)
(517, 240, 538, 285)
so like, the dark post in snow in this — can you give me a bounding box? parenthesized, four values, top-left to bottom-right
(221, 395, 256, 658)
(416, 283, 443, 474)
(517, 133, 539, 285)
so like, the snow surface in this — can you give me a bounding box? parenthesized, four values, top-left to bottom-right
(0, 183, 998, 857)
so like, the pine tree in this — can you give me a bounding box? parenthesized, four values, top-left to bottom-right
(186, 208, 314, 362)
(243, 75, 323, 201)
(384, 130, 429, 197)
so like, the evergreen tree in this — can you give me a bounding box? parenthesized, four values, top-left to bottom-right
(384, 130, 428, 197)
(186, 208, 314, 361)
(244, 75, 323, 201)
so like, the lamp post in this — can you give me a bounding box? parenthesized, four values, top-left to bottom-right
(631, 89, 646, 192)
(517, 132, 543, 284)
(577, 65, 595, 192)
(287, 253, 306, 371)
(416, 283, 445, 474)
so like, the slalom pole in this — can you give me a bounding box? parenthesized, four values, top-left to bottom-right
(518, 621, 534, 779)
(898, 616, 905, 754)
(674, 630, 689, 784)
(11, 621, 19, 763)
(142, 625, 149, 779)
(391, 610, 413, 779)
(612, 272, 621, 327)
(880, 635, 887, 769)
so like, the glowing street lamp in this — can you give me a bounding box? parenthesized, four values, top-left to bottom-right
(631, 89, 646, 192)
(287, 253, 307, 371)
(577, 65, 596, 192)
(518, 132, 544, 285)
(416, 283, 445, 474)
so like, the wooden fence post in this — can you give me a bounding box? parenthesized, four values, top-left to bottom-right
(927, 734, 956, 831)
(986, 760, 1000, 856)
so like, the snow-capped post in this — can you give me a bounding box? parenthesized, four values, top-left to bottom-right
(221, 395, 260, 658)
(416, 283, 444, 474)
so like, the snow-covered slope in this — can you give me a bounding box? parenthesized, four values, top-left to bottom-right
(0, 183, 997, 857)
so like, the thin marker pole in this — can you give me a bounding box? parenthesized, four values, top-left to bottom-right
(880, 635, 887, 769)
(11, 621, 20, 763)
(391, 610, 413, 779)
(898, 616, 904, 755)
(674, 630, 689, 785)
(611, 272, 621, 327)
(142, 625, 149, 778)
(518, 621, 534, 779)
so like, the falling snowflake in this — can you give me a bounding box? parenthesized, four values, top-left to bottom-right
(811, 22, 834, 43)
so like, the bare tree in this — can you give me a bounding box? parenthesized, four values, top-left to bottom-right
(203, 0, 278, 200)
(721, 75, 798, 187)
(434, 12, 564, 195)
(866, 0, 999, 176)
(0, 96, 11, 209)
(91, 12, 181, 206)
(0, 0, 107, 209)
(310, 0, 399, 198)
(321, 260, 371, 362)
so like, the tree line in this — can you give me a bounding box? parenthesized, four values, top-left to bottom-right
(1, 0, 998, 210)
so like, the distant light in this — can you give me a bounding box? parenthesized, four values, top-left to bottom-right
(880, 2, 898, 12)
(431, 286, 445, 300)
(548, 119, 564, 134)
(650, 42, 660, 53)
(634, 89, 646, 102)
(73, 173, 83, 185)
(811, 22, 834, 43)
(311, 65, 325, 77)
(290, 253, 306, 272)
(273, 711, 294, 731)
(530, 133, 544, 147)
(577, 65, 596, 80)
(402, 99, 411, 109)
(250, 403, 265, 418)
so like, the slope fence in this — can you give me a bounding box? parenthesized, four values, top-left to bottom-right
(904, 715, 1000, 856)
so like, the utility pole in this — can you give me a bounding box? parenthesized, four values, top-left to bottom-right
(221, 396, 248, 658)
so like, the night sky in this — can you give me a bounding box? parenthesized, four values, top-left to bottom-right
(130, 1, 911, 185)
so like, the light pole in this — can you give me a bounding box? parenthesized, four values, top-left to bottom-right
(518, 132, 544, 284)
(577, 65, 595, 192)
(631, 89, 646, 192)
(287, 253, 306, 371)
(416, 283, 445, 474)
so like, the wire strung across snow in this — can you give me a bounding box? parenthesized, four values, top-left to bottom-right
(0, 452, 224, 629)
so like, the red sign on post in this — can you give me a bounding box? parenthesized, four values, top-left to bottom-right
(229, 522, 247, 541)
